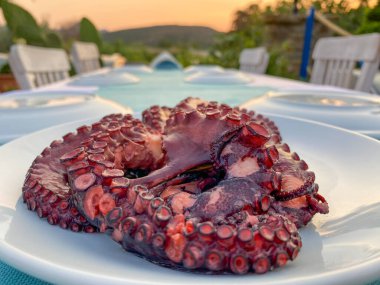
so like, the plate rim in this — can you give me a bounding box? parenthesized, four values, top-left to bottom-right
(259, 90, 380, 110)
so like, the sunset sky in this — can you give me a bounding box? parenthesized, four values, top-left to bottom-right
(0, 0, 283, 32)
(0, 0, 371, 32)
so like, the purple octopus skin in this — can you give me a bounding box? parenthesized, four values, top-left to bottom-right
(22, 97, 329, 274)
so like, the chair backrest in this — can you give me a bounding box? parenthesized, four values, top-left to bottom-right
(71, 41, 100, 74)
(239, 47, 269, 74)
(311, 33, 380, 93)
(9, 44, 70, 90)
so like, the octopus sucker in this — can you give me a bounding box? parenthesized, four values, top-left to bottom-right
(22, 97, 329, 274)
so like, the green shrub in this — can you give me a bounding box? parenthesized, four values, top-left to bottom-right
(0, 63, 11, 74)
(356, 4, 380, 34)
(267, 42, 297, 79)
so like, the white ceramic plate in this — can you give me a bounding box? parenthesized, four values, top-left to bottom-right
(185, 71, 252, 85)
(241, 90, 380, 139)
(110, 65, 154, 74)
(0, 91, 131, 144)
(1, 115, 380, 285)
(183, 65, 224, 74)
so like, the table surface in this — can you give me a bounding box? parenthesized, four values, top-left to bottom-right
(1, 69, 379, 285)
(97, 71, 274, 116)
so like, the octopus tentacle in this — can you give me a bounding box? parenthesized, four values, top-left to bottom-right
(23, 114, 126, 232)
(22, 114, 161, 232)
(70, 169, 301, 274)
(142, 105, 173, 132)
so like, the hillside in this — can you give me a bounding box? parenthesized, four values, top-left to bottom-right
(102, 25, 220, 48)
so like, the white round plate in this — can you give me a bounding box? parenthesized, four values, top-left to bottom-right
(0, 91, 131, 144)
(1, 115, 380, 285)
(241, 90, 380, 139)
(111, 65, 154, 74)
(183, 65, 224, 74)
(185, 71, 252, 85)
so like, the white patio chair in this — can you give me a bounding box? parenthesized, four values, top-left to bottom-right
(71, 41, 100, 74)
(9, 44, 70, 90)
(239, 47, 269, 74)
(310, 33, 380, 93)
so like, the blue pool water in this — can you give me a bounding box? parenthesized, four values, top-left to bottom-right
(97, 71, 271, 116)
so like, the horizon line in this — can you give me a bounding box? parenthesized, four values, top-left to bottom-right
(99, 23, 224, 33)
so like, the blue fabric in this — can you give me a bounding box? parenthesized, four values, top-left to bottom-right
(2, 258, 380, 285)
(2, 71, 380, 284)
(0, 260, 50, 285)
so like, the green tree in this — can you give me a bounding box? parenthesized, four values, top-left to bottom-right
(0, 26, 12, 52)
(356, 2, 380, 33)
(0, 0, 63, 48)
(208, 4, 266, 69)
(79, 17, 103, 50)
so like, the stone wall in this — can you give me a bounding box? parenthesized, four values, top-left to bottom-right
(263, 14, 335, 76)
